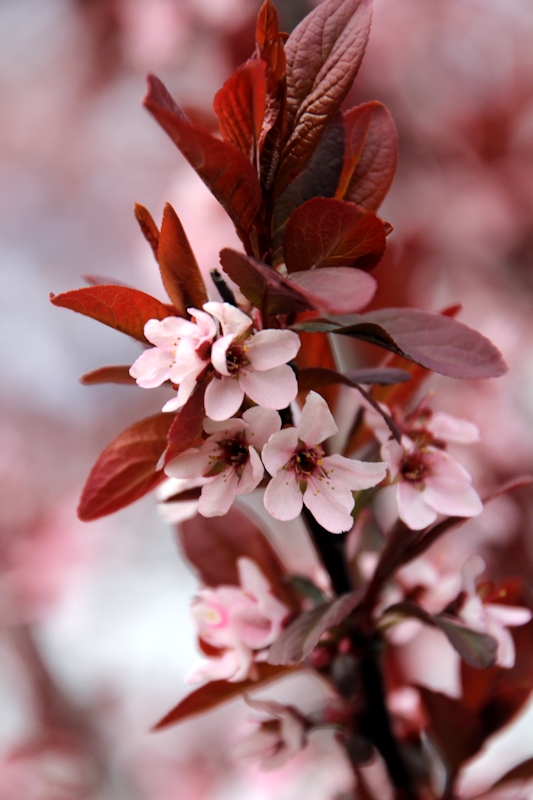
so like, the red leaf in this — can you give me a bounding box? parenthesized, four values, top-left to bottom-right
(152, 664, 293, 730)
(283, 198, 386, 273)
(164, 375, 210, 465)
(178, 505, 296, 610)
(256, 1, 286, 84)
(289, 267, 376, 313)
(50, 286, 177, 343)
(79, 365, 136, 385)
(158, 203, 208, 315)
(294, 308, 508, 379)
(268, 591, 362, 665)
(336, 102, 398, 211)
(134, 202, 159, 259)
(276, 0, 372, 194)
(213, 59, 267, 162)
(143, 74, 262, 243)
(78, 413, 175, 521)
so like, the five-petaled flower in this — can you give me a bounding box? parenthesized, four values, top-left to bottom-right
(187, 558, 289, 684)
(262, 392, 388, 534)
(381, 436, 483, 530)
(165, 407, 281, 517)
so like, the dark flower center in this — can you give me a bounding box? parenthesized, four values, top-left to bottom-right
(401, 450, 430, 484)
(226, 344, 251, 375)
(289, 446, 324, 480)
(204, 435, 249, 478)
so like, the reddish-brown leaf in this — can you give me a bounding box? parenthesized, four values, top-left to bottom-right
(80, 365, 136, 385)
(493, 757, 533, 789)
(158, 203, 208, 315)
(144, 74, 262, 242)
(284, 198, 386, 273)
(276, 0, 372, 195)
(152, 664, 293, 730)
(178, 504, 296, 609)
(134, 203, 160, 259)
(256, 1, 286, 84)
(78, 413, 174, 521)
(213, 59, 267, 161)
(336, 102, 398, 211)
(297, 366, 410, 393)
(164, 375, 210, 465)
(50, 286, 177, 343)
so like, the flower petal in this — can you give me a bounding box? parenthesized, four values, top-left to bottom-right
(242, 407, 282, 449)
(297, 391, 338, 446)
(246, 330, 301, 371)
(205, 376, 244, 420)
(203, 301, 252, 337)
(427, 412, 480, 444)
(237, 447, 264, 495)
(239, 365, 298, 410)
(144, 316, 197, 347)
(303, 477, 355, 533)
(381, 439, 404, 481)
(323, 454, 387, 490)
(262, 428, 299, 476)
(198, 469, 240, 516)
(129, 348, 173, 388)
(203, 417, 247, 436)
(485, 604, 532, 627)
(423, 475, 483, 519)
(396, 483, 437, 530)
(165, 448, 213, 479)
(264, 469, 303, 521)
(210, 334, 234, 376)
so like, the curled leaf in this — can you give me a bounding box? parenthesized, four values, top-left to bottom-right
(79, 366, 136, 385)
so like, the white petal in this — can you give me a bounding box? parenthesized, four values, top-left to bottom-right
(144, 316, 196, 347)
(174, 370, 200, 408)
(205, 376, 244, 421)
(322, 454, 387, 490)
(203, 301, 252, 337)
(427, 412, 480, 444)
(396, 483, 437, 530)
(239, 365, 298, 410)
(185, 650, 242, 684)
(203, 417, 247, 436)
(303, 477, 355, 534)
(485, 604, 532, 627)
(162, 394, 181, 412)
(246, 330, 301, 371)
(264, 470, 303, 521)
(209, 334, 233, 376)
(129, 348, 173, 388)
(188, 308, 217, 341)
(242, 407, 281, 449)
(297, 391, 338, 446)
(237, 447, 264, 495)
(198, 469, 240, 516)
(488, 622, 516, 669)
(262, 428, 299, 476)
(165, 448, 212, 479)
(280, 712, 306, 755)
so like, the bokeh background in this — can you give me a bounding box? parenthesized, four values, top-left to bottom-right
(2, 0, 533, 797)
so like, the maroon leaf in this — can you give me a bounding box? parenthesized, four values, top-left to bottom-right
(143, 74, 262, 242)
(158, 203, 208, 314)
(276, 0, 372, 194)
(256, 1, 286, 85)
(152, 664, 292, 730)
(50, 286, 177, 344)
(289, 267, 376, 313)
(78, 413, 174, 521)
(164, 375, 209, 465)
(336, 102, 398, 211)
(297, 366, 410, 391)
(493, 757, 533, 789)
(268, 591, 361, 665)
(283, 198, 386, 273)
(213, 59, 267, 162)
(79, 366, 136, 385)
(293, 308, 508, 379)
(179, 504, 295, 609)
(134, 202, 160, 259)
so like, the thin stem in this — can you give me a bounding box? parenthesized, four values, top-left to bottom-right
(301, 506, 353, 596)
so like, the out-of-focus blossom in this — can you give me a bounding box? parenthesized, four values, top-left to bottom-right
(263, 392, 387, 534)
(459, 556, 532, 668)
(165, 407, 281, 517)
(233, 696, 307, 770)
(187, 558, 288, 683)
(382, 436, 483, 530)
(203, 302, 300, 421)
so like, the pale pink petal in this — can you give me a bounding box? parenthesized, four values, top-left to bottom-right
(203, 301, 252, 337)
(239, 364, 298, 409)
(396, 483, 438, 530)
(186, 649, 243, 684)
(322, 454, 387, 490)
(169, 338, 205, 382)
(264, 470, 303, 521)
(129, 348, 174, 388)
(246, 330, 301, 371)
(205, 376, 244, 420)
(487, 622, 516, 669)
(423, 476, 483, 519)
(237, 558, 288, 639)
(233, 729, 279, 762)
(242, 407, 281, 449)
(198, 469, 240, 516)
(303, 477, 355, 533)
(280, 712, 306, 755)
(427, 412, 480, 444)
(165, 448, 213, 479)
(261, 428, 299, 475)
(237, 447, 264, 495)
(461, 555, 486, 597)
(203, 417, 246, 436)
(381, 439, 404, 481)
(162, 394, 181, 412)
(144, 316, 197, 347)
(425, 448, 474, 483)
(210, 334, 235, 376)
(289, 266, 377, 313)
(485, 604, 532, 627)
(188, 308, 217, 341)
(174, 369, 201, 408)
(460, 595, 485, 630)
(297, 391, 338, 446)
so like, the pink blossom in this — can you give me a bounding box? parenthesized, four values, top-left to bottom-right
(203, 301, 300, 421)
(233, 696, 307, 770)
(262, 392, 388, 534)
(382, 436, 483, 530)
(129, 310, 216, 411)
(458, 556, 532, 668)
(165, 407, 281, 517)
(187, 557, 289, 683)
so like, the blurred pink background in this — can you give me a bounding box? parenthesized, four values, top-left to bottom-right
(2, 0, 533, 797)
